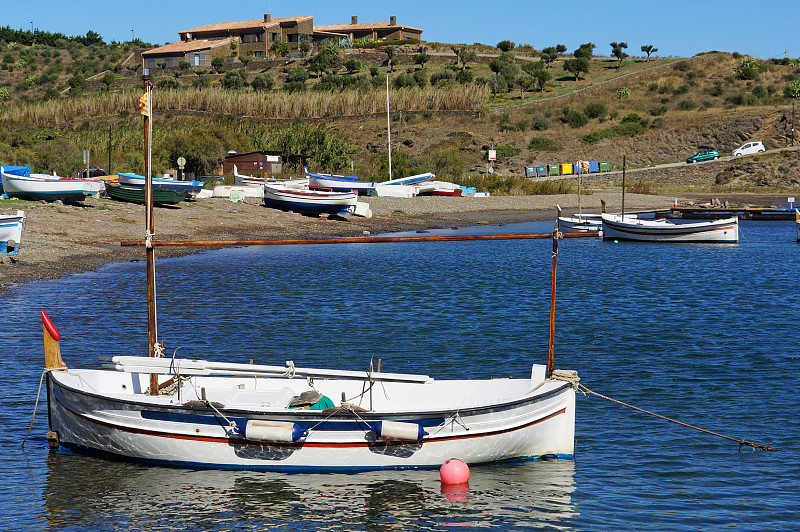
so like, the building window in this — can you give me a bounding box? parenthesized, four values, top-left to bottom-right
(270, 32, 278, 42)
(242, 34, 251, 43)
(193, 53, 200, 66)
(287, 33, 299, 43)
(254, 51, 264, 58)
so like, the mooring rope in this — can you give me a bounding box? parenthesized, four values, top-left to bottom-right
(577, 382, 779, 452)
(22, 367, 66, 448)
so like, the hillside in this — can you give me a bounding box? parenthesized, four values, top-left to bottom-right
(1, 34, 800, 195)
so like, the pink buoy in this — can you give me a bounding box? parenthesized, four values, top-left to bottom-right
(439, 458, 470, 484)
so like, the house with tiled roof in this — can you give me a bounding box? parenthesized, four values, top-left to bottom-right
(142, 14, 423, 69)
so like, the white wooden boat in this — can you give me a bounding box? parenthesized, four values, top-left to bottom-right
(556, 205, 602, 234)
(211, 185, 265, 200)
(0, 209, 25, 257)
(305, 167, 377, 194)
(601, 213, 739, 242)
(41, 71, 577, 472)
(416, 181, 463, 197)
(43, 337, 576, 471)
(1, 167, 103, 202)
(234, 164, 308, 189)
(264, 183, 358, 215)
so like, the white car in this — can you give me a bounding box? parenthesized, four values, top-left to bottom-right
(732, 141, 765, 157)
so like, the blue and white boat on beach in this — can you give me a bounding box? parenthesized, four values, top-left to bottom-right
(263, 182, 359, 215)
(118, 173, 204, 195)
(0, 210, 25, 257)
(1, 167, 104, 202)
(305, 167, 377, 194)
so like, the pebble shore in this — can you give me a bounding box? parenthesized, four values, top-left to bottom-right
(0, 192, 675, 294)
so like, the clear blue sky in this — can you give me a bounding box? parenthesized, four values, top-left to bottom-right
(5, 0, 796, 59)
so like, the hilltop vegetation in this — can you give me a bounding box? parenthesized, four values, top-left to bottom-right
(1, 28, 800, 193)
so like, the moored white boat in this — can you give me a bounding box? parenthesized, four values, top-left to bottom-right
(211, 185, 265, 199)
(264, 183, 358, 215)
(0, 209, 25, 256)
(1, 167, 103, 202)
(415, 181, 463, 197)
(43, 320, 576, 471)
(601, 213, 739, 242)
(556, 205, 602, 234)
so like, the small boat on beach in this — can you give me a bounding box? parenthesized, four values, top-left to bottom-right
(305, 167, 377, 194)
(118, 173, 204, 195)
(105, 182, 185, 205)
(263, 183, 358, 216)
(234, 165, 308, 189)
(415, 181, 463, 197)
(601, 213, 739, 243)
(0, 210, 25, 257)
(1, 167, 103, 202)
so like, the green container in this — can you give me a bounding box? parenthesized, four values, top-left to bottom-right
(547, 164, 560, 176)
(599, 161, 611, 172)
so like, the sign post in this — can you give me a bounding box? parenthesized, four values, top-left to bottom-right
(177, 156, 186, 181)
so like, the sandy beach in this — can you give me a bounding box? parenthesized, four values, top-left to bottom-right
(1, 192, 676, 294)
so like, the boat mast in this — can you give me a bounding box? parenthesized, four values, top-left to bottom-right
(621, 154, 626, 221)
(141, 69, 159, 395)
(547, 227, 559, 378)
(386, 74, 392, 180)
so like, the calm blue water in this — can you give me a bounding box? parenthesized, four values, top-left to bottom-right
(1, 220, 798, 531)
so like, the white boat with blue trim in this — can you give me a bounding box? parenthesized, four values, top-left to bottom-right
(263, 183, 358, 215)
(305, 167, 377, 194)
(0, 209, 25, 257)
(43, 315, 576, 471)
(1, 167, 103, 202)
(601, 213, 739, 242)
(118, 172, 204, 195)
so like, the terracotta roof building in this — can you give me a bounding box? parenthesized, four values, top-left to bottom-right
(142, 14, 423, 69)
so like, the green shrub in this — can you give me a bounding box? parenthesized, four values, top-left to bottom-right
(584, 102, 607, 119)
(156, 76, 181, 90)
(677, 99, 697, 110)
(251, 73, 274, 92)
(528, 137, 554, 150)
(673, 83, 691, 95)
(648, 82, 659, 92)
(565, 109, 589, 128)
(674, 60, 691, 71)
(531, 116, 550, 131)
(621, 113, 642, 123)
(648, 105, 668, 116)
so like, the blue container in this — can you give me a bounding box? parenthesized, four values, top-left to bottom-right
(536, 165, 547, 177)
(588, 161, 600, 173)
(525, 166, 537, 178)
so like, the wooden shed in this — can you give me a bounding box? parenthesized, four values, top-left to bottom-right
(222, 151, 283, 176)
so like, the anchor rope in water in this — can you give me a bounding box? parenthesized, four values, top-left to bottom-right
(576, 382, 779, 452)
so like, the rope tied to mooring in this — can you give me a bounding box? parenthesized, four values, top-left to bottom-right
(578, 382, 780, 452)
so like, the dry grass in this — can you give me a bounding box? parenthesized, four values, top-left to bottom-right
(0, 85, 489, 126)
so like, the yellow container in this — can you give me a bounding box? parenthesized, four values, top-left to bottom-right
(560, 163, 574, 175)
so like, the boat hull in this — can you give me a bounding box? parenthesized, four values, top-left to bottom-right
(1, 172, 103, 202)
(264, 185, 358, 215)
(106, 183, 185, 205)
(118, 173, 203, 194)
(0, 210, 25, 256)
(601, 214, 739, 242)
(46, 367, 575, 471)
(557, 216, 602, 234)
(307, 172, 377, 194)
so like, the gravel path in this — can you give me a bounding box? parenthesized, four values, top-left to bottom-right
(0, 192, 673, 294)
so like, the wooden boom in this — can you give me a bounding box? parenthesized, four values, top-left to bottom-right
(120, 231, 596, 248)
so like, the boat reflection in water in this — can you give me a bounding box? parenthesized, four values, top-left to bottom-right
(44, 453, 576, 529)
